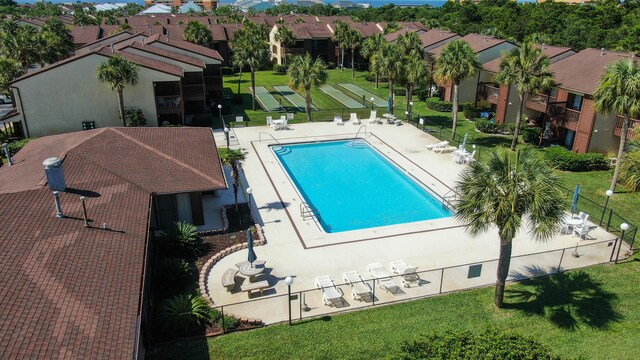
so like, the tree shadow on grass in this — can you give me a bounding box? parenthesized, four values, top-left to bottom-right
(505, 269, 622, 330)
(146, 337, 209, 360)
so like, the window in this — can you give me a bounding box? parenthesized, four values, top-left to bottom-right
(567, 93, 583, 111)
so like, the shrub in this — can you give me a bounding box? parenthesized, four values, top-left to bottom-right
(399, 328, 560, 360)
(124, 107, 146, 127)
(326, 62, 336, 70)
(620, 150, 640, 191)
(424, 97, 453, 112)
(164, 221, 203, 258)
(157, 293, 212, 335)
(522, 126, 542, 145)
(414, 88, 430, 101)
(156, 257, 195, 289)
(273, 64, 288, 74)
(543, 146, 610, 172)
(6, 138, 30, 154)
(393, 87, 407, 97)
(218, 315, 240, 331)
(461, 102, 477, 120)
(364, 72, 376, 82)
(475, 118, 502, 134)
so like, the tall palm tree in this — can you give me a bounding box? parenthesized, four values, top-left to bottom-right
(183, 21, 213, 46)
(0, 25, 39, 68)
(230, 23, 270, 110)
(360, 34, 385, 87)
(158, 293, 211, 334)
(433, 40, 480, 139)
(343, 28, 360, 78)
(594, 58, 640, 192)
(288, 54, 328, 122)
(369, 53, 383, 88)
(377, 43, 404, 113)
(404, 54, 428, 113)
(494, 42, 554, 151)
(332, 21, 350, 71)
(398, 31, 423, 57)
(456, 147, 565, 308)
(274, 25, 295, 66)
(220, 148, 247, 209)
(97, 56, 138, 127)
(0, 57, 23, 93)
(232, 46, 247, 96)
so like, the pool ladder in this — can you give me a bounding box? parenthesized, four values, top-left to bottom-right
(300, 202, 318, 221)
(442, 189, 459, 209)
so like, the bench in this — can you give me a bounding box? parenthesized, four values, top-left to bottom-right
(222, 269, 238, 292)
(241, 280, 269, 298)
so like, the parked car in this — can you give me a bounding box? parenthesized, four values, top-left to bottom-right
(0, 94, 12, 105)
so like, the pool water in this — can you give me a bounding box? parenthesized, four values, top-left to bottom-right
(272, 140, 452, 233)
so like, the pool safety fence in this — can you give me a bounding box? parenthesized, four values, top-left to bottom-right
(211, 237, 626, 334)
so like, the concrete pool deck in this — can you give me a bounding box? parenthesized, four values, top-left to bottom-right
(206, 121, 626, 324)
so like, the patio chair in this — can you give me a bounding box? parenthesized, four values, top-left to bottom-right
(390, 260, 421, 288)
(367, 110, 379, 124)
(425, 141, 449, 150)
(333, 116, 344, 125)
(343, 271, 373, 302)
(349, 113, 360, 125)
(573, 224, 594, 239)
(315, 275, 345, 307)
(266, 116, 278, 130)
(367, 263, 401, 294)
(463, 150, 476, 164)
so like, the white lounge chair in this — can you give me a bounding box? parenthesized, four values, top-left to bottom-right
(367, 110, 380, 124)
(433, 145, 457, 154)
(574, 224, 593, 239)
(343, 271, 373, 302)
(390, 260, 420, 288)
(425, 141, 449, 150)
(333, 116, 344, 125)
(367, 263, 401, 294)
(349, 113, 360, 125)
(463, 150, 476, 164)
(315, 275, 345, 307)
(266, 116, 278, 130)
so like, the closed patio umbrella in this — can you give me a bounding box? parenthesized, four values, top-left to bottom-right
(388, 96, 393, 114)
(247, 229, 257, 266)
(461, 133, 468, 151)
(571, 185, 581, 215)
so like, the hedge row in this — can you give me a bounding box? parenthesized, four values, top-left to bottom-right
(543, 146, 610, 172)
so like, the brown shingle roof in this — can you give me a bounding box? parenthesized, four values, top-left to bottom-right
(482, 44, 575, 73)
(550, 48, 635, 95)
(147, 35, 224, 61)
(95, 47, 185, 77)
(69, 25, 101, 45)
(0, 127, 225, 359)
(418, 29, 459, 48)
(384, 28, 423, 42)
(118, 40, 206, 68)
(429, 33, 510, 57)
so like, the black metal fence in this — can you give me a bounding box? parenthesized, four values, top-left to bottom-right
(212, 237, 622, 333)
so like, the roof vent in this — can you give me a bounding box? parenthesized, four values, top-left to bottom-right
(1, 143, 13, 166)
(43, 157, 66, 191)
(52, 191, 64, 218)
(600, 48, 605, 56)
(109, 43, 114, 53)
(141, 38, 144, 46)
(541, 43, 546, 50)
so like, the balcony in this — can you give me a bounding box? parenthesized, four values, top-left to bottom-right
(526, 94, 555, 113)
(547, 103, 580, 131)
(204, 76, 223, 91)
(477, 84, 500, 105)
(182, 84, 205, 100)
(614, 115, 640, 141)
(156, 96, 181, 115)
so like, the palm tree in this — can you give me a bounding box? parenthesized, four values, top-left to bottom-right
(183, 21, 213, 46)
(456, 147, 565, 308)
(369, 53, 383, 89)
(360, 34, 385, 87)
(220, 148, 247, 209)
(232, 46, 247, 96)
(230, 23, 270, 110)
(377, 43, 404, 113)
(97, 56, 138, 127)
(332, 21, 350, 71)
(404, 55, 428, 113)
(288, 54, 328, 122)
(0, 57, 23, 93)
(158, 293, 212, 334)
(274, 25, 295, 66)
(0, 25, 39, 68)
(494, 42, 554, 151)
(433, 40, 480, 139)
(398, 31, 423, 57)
(343, 28, 360, 78)
(594, 58, 640, 192)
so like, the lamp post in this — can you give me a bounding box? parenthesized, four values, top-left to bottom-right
(217, 104, 223, 128)
(408, 101, 413, 122)
(246, 187, 253, 224)
(284, 276, 294, 325)
(370, 97, 374, 111)
(616, 223, 629, 263)
(223, 126, 230, 149)
(600, 189, 614, 225)
(405, 111, 409, 121)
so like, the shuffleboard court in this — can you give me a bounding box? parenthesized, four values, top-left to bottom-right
(320, 85, 365, 109)
(339, 83, 387, 107)
(254, 86, 282, 112)
(274, 86, 317, 111)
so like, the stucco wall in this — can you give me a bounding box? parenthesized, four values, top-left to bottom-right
(589, 112, 620, 154)
(269, 26, 282, 64)
(15, 54, 180, 137)
(477, 42, 517, 64)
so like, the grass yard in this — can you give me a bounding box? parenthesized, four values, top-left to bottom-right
(147, 253, 640, 360)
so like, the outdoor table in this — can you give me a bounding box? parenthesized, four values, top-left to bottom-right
(237, 261, 265, 282)
(382, 113, 396, 124)
(272, 119, 286, 130)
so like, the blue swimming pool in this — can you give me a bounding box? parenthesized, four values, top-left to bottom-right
(272, 140, 452, 233)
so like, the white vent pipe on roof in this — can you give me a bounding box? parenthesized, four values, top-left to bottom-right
(52, 191, 64, 218)
(43, 157, 66, 191)
(1, 143, 12, 166)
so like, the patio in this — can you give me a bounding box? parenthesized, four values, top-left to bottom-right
(205, 121, 626, 324)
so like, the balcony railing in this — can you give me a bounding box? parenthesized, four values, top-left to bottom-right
(565, 108, 580, 125)
(547, 102, 580, 130)
(614, 115, 640, 141)
(477, 84, 499, 105)
(526, 94, 555, 113)
(156, 96, 181, 114)
(182, 84, 205, 98)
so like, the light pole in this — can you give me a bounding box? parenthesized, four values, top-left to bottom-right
(246, 187, 253, 224)
(405, 110, 409, 121)
(223, 125, 230, 149)
(616, 223, 629, 263)
(284, 276, 294, 325)
(370, 97, 374, 111)
(408, 101, 413, 122)
(600, 189, 614, 225)
(217, 104, 223, 128)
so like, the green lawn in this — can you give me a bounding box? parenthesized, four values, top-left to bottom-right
(147, 254, 640, 360)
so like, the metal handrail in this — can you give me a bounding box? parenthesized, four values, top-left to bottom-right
(353, 125, 367, 141)
(300, 202, 318, 221)
(442, 188, 459, 209)
(259, 132, 282, 145)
